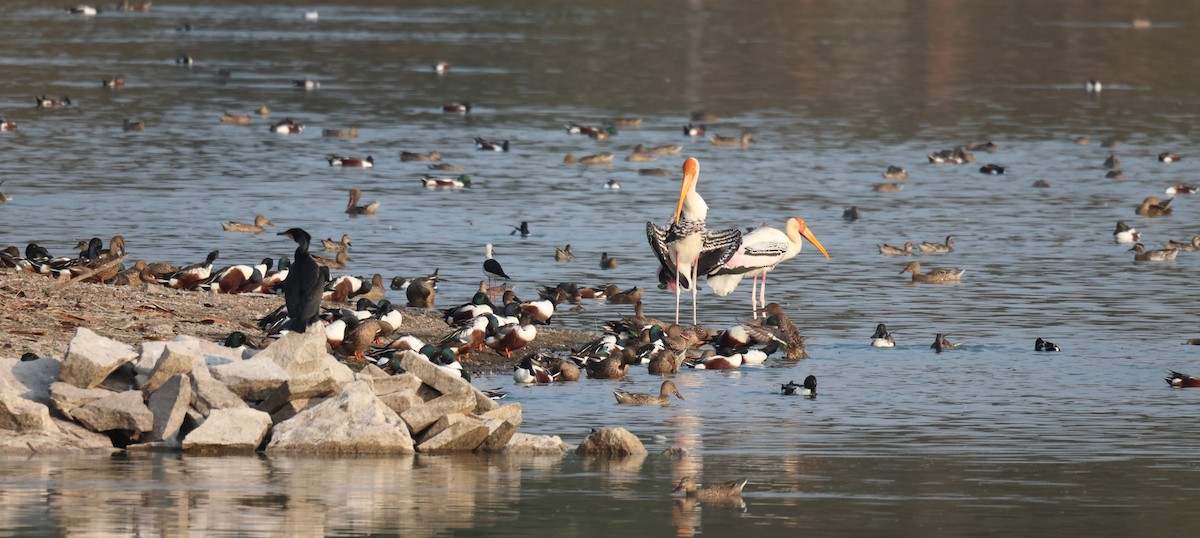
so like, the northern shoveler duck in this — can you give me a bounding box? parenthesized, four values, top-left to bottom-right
(322, 127, 358, 138)
(605, 179, 621, 189)
(614, 380, 684, 405)
(220, 113, 252, 125)
(1085, 79, 1102, 93)
(322, 234, 351, 252)
(443, 102, 471, 113)
(578, 152, 614, 165)
(870, 323, 895, 347)
(328, 155, 374, 168)
(931, 333, 957, 352)
(400, 150, 441, 162)
(600, 252, 618, 270)
(1113, 221, 1139, 244)
(873, 182, 903, 192)
(709, 132, 753, 147)
(509, 221, 532, 237)
(1106, 170, 1126, 180)
(312, 250, 351, 270)
(979, 164, 1006, 175)
(36, 96, 71, 108)
(919, 236, 954, 254)
(673, 477, 747, 500)
(67, 5, 97, 15)
(843, 206, 860, 221)
(565, 123, 615, 137)
(900, 261, 964, 283)
(102, 77, 125, 88)
(965, 141, 999, 153)
(683, 123, 706, 137)
(639, 168, 673, 177)
(345, 188, 379, 215)
(420, 174, 471, 188)
(627, 144, 656, 162)
(1103, 153, 1120, 169)
(513, 354, 554, 384)
(433, 61, 450, 74)
(207, 258, 271, 294)
(883, 166, 908, 180)
(1164, 236, 1200, 251)
(554, 244, 574, 262)
(607, 286, 642, 305)
(878, 242, 914, 256)
(781, 375, 817, 397)
(428, 163, 465, 172)
(1130, 243, 1179, 262)
(927, 146, 973, 164)
(1034, 337, 1059, 352)
(1, 120, 16, 131)
(474, 137, 509, 152)
(689, 351, 744, 370)
(1165, 184, 1197, 195)
(222, 214, 273, 233)
(649, 144, 682, 155)
(1032, 179, 1051, 188)
(489, 312, 537, 358)
(123, 119, 145, 132)
(293, 79, 320, 90)
(1165, 371, 1200, 388)
(1135, 196, 1172, 217)
(168, 250, 220, 290)
(176, 54, 194, 66)
(269, 118, 303, 134)
(1158, 152, 1182, 163)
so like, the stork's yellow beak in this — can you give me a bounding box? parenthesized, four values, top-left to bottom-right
(674, 157, 700, 224)
(795, 218, 829, 259)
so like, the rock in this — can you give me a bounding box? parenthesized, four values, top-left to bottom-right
(258, 330, 354, 398)
(147, 374, 192, 445)
(503, 433, 568, 455)
(97, 363, 137, 393)
(477, 403, 523, 452)
(576, 427, 646, 456)
(69, 390, 154, 434)
(134, 341, 167, 376)
(471, 386, 500, 414)
(416, 413, 489, 453)
(140, 342, 196, 394)
(59, 328, 139, 389)
(49, 381, 114, 416)
(399, 351, 473, 396)
(399, 389, 477, 433)
(0, 390, 59, 433)
(267, 381, 414, 454)
(365, 373, 422, 397)
(0, 417, 115, 454)
(189, 358, 248, 415)
(269, 397, 327, 424)
(0, 356, 62, 405)
(356, 364, 389, 379)
(181, 408, 272, 453)
(209, 357, 289, 401)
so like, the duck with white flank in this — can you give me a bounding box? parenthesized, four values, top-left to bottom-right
(1113, 221, 1139, 244)
(781, 375, 817, 397)
(870, 323, 895, 347)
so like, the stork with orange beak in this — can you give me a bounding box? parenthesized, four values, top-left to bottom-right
(707, 218, 829, 318)
(647, 157, 742, 325)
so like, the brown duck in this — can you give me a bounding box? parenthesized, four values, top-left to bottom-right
(614, 380, 684, 405)
(1136, 196, 1172, 217)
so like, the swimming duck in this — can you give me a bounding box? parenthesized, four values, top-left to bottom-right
(312, 250, 351, 270)
(102, 77, 125, 88)
(176, 54, 193, 66)
(269, 118, 303, 134)
(322, 234, 352, 252)
(683, 124, 706, 137)
(345, 188, 379, 215)
(919, 236, 955, 254)
(1136, 196, 1173, 217)
(474, 137, 509, 152)
(585, 348, 636, 379)
(328, 155, 374, 168)
(555, 244, 574, 262)
(443, 102, 471, 113)
(873, 183, 903, 192)
(1165, 185, 1197, 195)
(418, 174, 470, 189)
(433, 61, 450, 74)
(870, 323, 895, 347)
(600, 252, 618, 270)
(709, 132, 753, 147)
(927, 146, 973, 164)
(647, 349, 684, 375)
(400, 150, 441, 162)
(513, 354, 554, 384)
(222, 214, 274, 233)
(604, 179, 622, 189)
(639, 168, 673, 177)
(843, 206, 860, 221)
(1165, 371, 1200, 388)
(606, 286, 643, 305)
(219, 113, 252, 125)
(1158, 152, 1182, 163)
(931, 333, 957, 352)
(35, 96, 71, 108)
(900, 261, 965, 283)
(1103, 153, 1120, 169)
(1085, 79, 1102, 93)
(614, 380, 684, 405)
(428, 163, 465, 172)
(1105, 170, 1126, 180)
(1, 120, 16, 131)
(649, 144, 683, 155)
(123, 119, 145, 132)
(1034, 337, 1060, 352)
(781, 375, 817, 397)
(627, 145, 657, 162)
(292, 79, 320, 91)
(965, 141, 1000, 153)
(67, 5, 97, 15)
(979, 164, 1006, 175)
(565, 123, 614, 137)
(578, 152, 615, 165)
(672, 477, 748, 500)
(882, 166, 908, 180)
(1032, 179, 1051, 188)
(1130, 243, 1179, 262)
(689, 351, 743, 370)
(878, 242, 914, 256)
(322, 127, 358, 138)
(1113, 221, 1139, 244)
(1163, 236, 1200, 251)
(608, 117, 642, 128)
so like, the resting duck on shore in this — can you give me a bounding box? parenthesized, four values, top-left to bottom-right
(222, 215, 273, 233)
(168, 250, 220, 290)
(614, 380, 684, 405)
(900, 261, 964, 283)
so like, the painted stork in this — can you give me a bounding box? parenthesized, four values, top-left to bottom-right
(706, 217, 828, 318)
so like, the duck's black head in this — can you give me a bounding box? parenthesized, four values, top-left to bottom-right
(205, 250, 220, 264)
(803, 375, 817, 390)
(85, 237, 103, 259)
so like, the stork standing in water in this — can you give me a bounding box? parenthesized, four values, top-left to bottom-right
(706, 217, 829, 318)
(647, 157, 742, 325)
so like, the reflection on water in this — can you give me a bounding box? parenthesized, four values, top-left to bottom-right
(4, 0, 1200, 534)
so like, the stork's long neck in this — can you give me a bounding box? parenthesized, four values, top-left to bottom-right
(680, 190, 708, 224)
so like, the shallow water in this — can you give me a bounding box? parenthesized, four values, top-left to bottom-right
(4, 0, 1200, 535)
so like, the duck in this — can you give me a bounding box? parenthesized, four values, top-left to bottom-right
(931, 333, 957, 352)
(555, 244, 575, 262)
(1130, 243, 1179, 262)
(428, 163, 466, 172)
(345, 188, 379, 215)
(585, 348, 636, 379)
(1113, 221, 1139, 244)
(419, 174, 471, 189)
(600, 252, 618, 270)
(219, 113, 252, 125)
(176, 54, 194, 66)
(433, 61, 450, 74)
(312, 250, 351, 270)
(606, 285, 643, 305)
(328, 155, 374, 168)
(878, 242, 914, 256)
(639, 168, 673, 177)
(870, 323, 895, 347)
(900, 261, 964, 283)
(626, 145, 656, 162)
(1085, 79, 1102, 93)
(1165, 185, 1197, 195)
(488, 312, 537, 359)
(709, 132, 753, 147)
(690, 351, 743, 370)
(604, 179, 622, 189)
(927, 146, 973, 164)
(979, 163, 1006, 175)
(322, 126, 358, 138)
(338, 319, 390, 362)
(400, 150, 441, 162)
(843, 206, 860, 221)
(614, 380, 685, 405)
(405, 273, 438, 308)
(443, 102, 471, 113)
(35, 96, 71, 108)
(966, 141, 1000, 153)
(649, 144, 683, 155)
(882, 166, 908, 180)
(167, 250, 220, 290)
(221, 215, 273, 233)
(682, 123, 706, 137)
(647, 349, 684, 375)
(1, 119, 16, 131)
(565, 123, 614, 137)
(919, 236, 954, 254)
(321, 234, 352, 252)
(1165, 371, 1200, 388)
(1158, 152, 1182, 163)
(269, 118, 303, 134)
(123, 119, 145, 132)
(781, 375, 817, 397)
(1034, 337, 1060, 352)
(672, 477, 748, 500)
(873, 183, 903, 193)
(102, 77, 125, 88)
(608, 117, 643, 128)
(292, 79, 320, 91)
(1164, 236, 1200, 251)
(512, 354, 554, 384)
(1103, 153, 1120, 169)
(67, 5, 97, 15)
(207, 258, 271, 294)
(1032, 179, 1051, 188)
(578, 152, 614, 165)
(691, 111, 720, 123)
(474, 137, 509, 152)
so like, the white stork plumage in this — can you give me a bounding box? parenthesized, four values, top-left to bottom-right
(647, 157, 742, 325)
(707, 217, 829, 318)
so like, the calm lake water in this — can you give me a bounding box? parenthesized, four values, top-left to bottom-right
(4, 0, 1200, 535)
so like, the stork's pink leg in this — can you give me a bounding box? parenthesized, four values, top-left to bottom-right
(750, 274, 759, 319)
(674, 260, 682, 325)
(760, 271, 769, 312)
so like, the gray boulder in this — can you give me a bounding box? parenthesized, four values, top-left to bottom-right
(69, 390, 154, 434)
(209, 357, 289, 401)
(267, 381, 414, 454)
(59, 328, 138, 389)
(181, 407, 272, 452)
(147, 374, 192, 445)
(189, 359, 247, 415)
(576, 427, 646, 456)
(0, 389, 58, 433)
(0, 356, 62, 404)
(49, 381, 114, 416)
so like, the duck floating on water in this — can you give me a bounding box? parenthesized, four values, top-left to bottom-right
(781, 375, 817, 397)
(870, 323, 895, 347)
(345, 188, 379, 215)
(474, 137, 509, 152)
(328, 155, 374, 168)
(1113, 221, 1139, 244)
(1034, 337, 1060, 352)
(614, 380, 684, 405)
(1130, 243, 1178, 262)
(222, 215, 273, 234)
(269, 118, 303, 134)
(1165, 371, 1200, 388)
(672, 477, 748, 500)
(931, 333, 957, 352)
(878, 242, 914, 256)
(900, 261, 964, 283)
